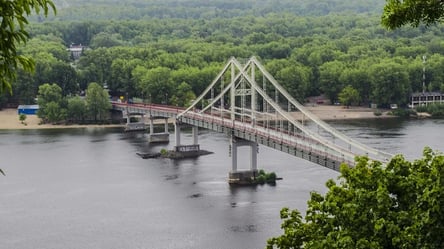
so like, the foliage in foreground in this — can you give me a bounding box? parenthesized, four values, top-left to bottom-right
(382, 0, 444, 30)
(0, 0, 55, 94)
(267, 147, 444, 249)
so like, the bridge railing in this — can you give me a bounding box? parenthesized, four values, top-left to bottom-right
(111, 102, 184, 117)
(111, 101, 366, 167)
(179, 111, 357, 166)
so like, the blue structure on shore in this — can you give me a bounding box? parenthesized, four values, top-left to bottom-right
(17, 105, 39, 115)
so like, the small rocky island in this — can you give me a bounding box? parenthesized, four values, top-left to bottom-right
(137, 149, 280, 186)
(136, 148, 213, 159)
(229, 169, 280, 185)
(159, 148, 213, 159)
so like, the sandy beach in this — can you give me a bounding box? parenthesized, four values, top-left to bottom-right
(302, 105, 391, 120)
(0, 105, 391, 130)
(0, 108, 123, 130)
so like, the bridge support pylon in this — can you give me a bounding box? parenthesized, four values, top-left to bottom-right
(228, 135, 258, 185)
(148, 116, 170, 143)
(173, 122, 201, 156)
(124, 112, 146, 132)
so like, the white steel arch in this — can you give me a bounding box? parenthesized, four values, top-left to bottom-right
(177, 57, 393, 164)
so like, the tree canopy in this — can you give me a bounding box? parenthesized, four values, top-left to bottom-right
(267, 147, 444, 249)
(382, 0, 444, 29)
(85, 82, 111, 122)
(338, 85, 360, 107)
(0, 0, 55, 94)
(5, 0, 444, 110)
(37, 83, 66, 123)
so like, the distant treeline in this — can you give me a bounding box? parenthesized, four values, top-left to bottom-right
(3, 0, 444, 109)
(46, 0, 385, 21)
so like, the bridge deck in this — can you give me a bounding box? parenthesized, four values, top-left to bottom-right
(113, 103, 354, 171)
(111, 102, 382, 171)
(178, 114, 354, 171)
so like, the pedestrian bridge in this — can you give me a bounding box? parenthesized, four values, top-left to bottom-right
(112, 57, 392, 177)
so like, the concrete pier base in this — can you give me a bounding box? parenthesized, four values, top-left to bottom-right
(124, 111, 146, 132)
(125, 122, 146, 132)
(148, 133, 169, 143)
(228, 170, 258, 185)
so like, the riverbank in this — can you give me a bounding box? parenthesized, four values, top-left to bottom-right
(0, 109, 123, 130)
(0, 105, 392, 130)
(301, 105, 393, 120)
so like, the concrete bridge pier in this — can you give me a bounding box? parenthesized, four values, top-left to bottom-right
(148, 116, 170, 143)
(124, 112, 146, 132)
(174, 123, 199, 147)
(228, 136, 258, 184)
(173, 122, 201, 156)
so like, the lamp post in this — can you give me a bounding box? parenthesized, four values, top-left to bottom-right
(422, 55, 426, 94)
(125, 92, 129, 116)
(149, 94, 152, 115)
(142, 92, 145, 106)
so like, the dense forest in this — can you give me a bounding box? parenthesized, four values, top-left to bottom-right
(4, 0, 444, 110)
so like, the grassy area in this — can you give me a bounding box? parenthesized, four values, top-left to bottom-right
(416, 104, 444, 118)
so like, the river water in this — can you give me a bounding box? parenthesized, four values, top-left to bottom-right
(0, 118, 443, 249)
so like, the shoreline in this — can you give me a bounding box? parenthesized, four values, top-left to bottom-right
(0, 108, 123, 130)
(0, 105, 393, 130)
(294, 105, 394, 121)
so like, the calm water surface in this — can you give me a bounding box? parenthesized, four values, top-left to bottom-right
(0, 118, 443, 249)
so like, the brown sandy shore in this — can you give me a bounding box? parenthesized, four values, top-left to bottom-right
(0, 108, 123, 130)
(0, 105, 393, 130)
(302, 105, 393, 121)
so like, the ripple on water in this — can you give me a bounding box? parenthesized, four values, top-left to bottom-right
(164, 174, 179, 181)
(188, 193, 203, 198)
(230, 224, 258, 233)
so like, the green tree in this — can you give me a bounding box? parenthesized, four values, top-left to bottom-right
(369, 60, 410, 107)
(382, 0, 444, 29)
(85, 82, 111, 122)
(170, 82, 196, 107)
(67, 96, 87, 123)
(44, 101, 66, 123)
(37, 83, 65, 122)
(110, 58, 141, 98)
(19, 114, 27, 124)
(37, 83, 62, 107)
(90, 32, 124, 49)
(77, 48, 113, 89)
(21, 36, 70, 62)
(0, 0, 56, 94)
(13, 68, 38, 104)
(134, 66, 173, 104)
(338, 85, 360, 107)
(51, 62, 79, 96)
(33, 52, 59, 85)
(267, 147, 444, 249)
(426, 54, 444, 92)
(319, 61, 346, 104)
(339, 68, 371, 104)
(276, 65, 312, 102)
